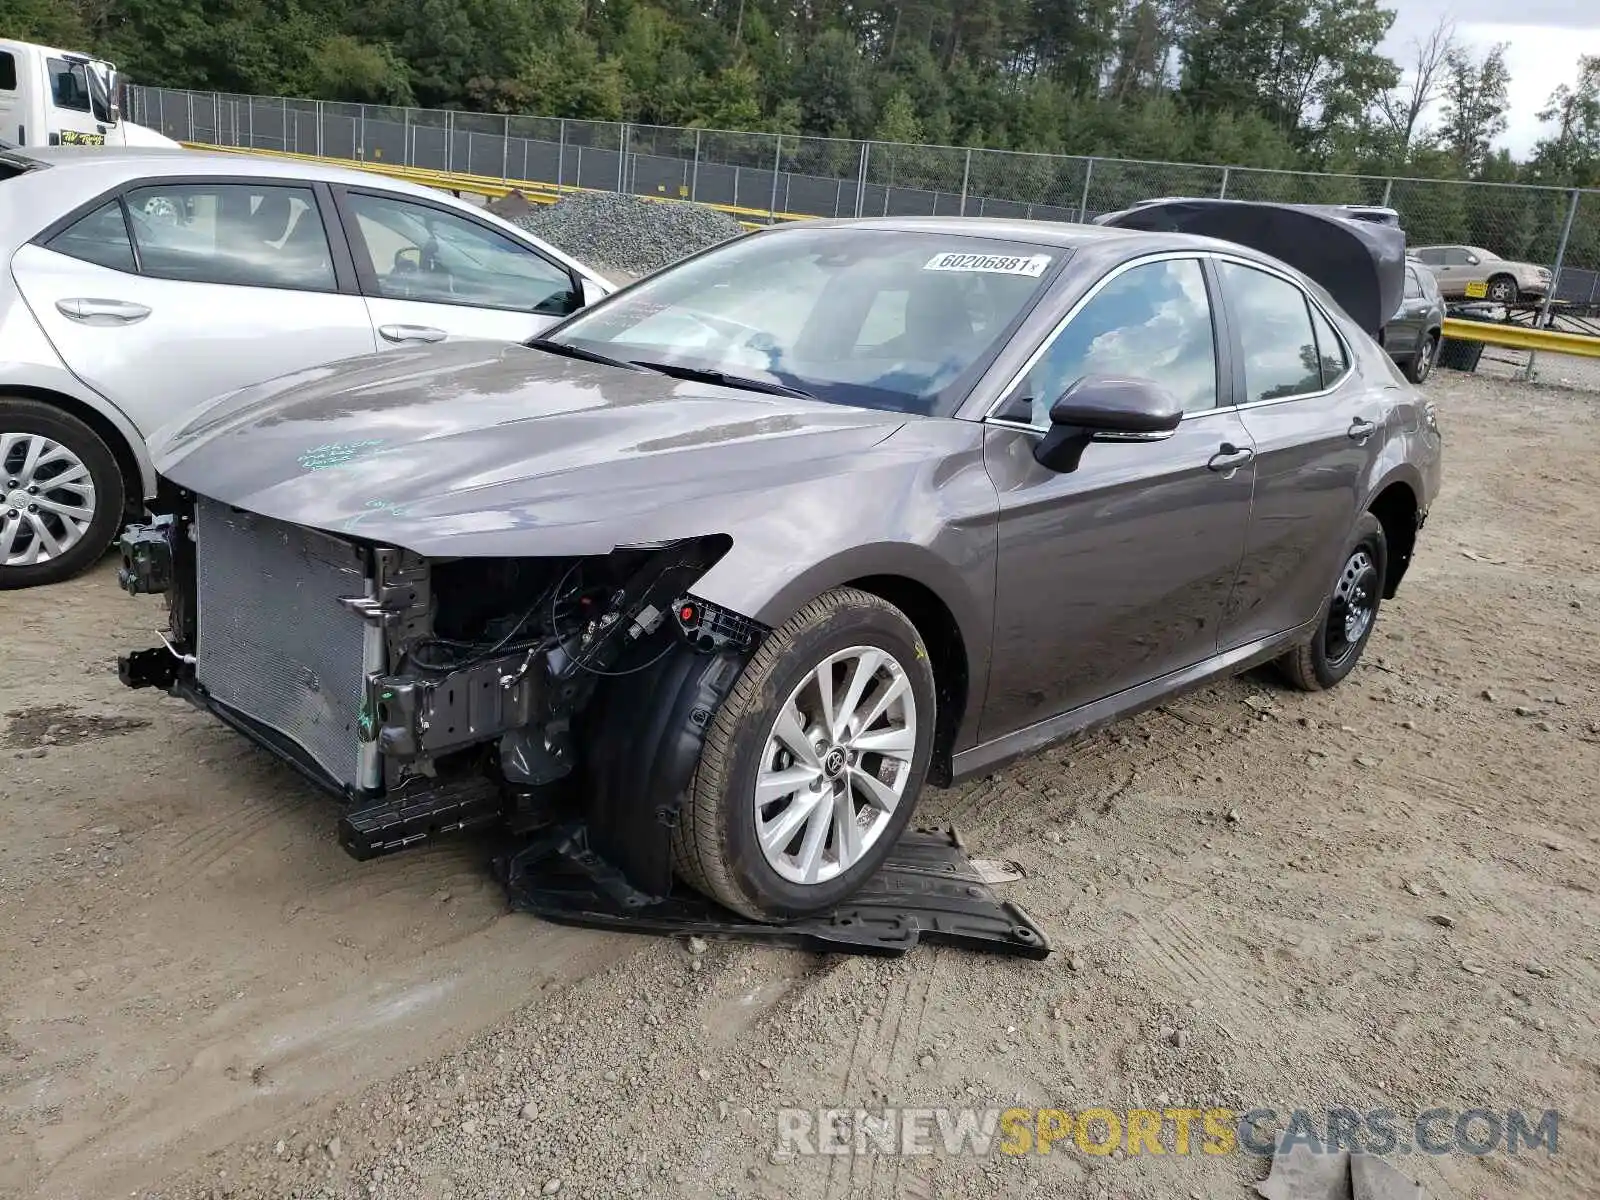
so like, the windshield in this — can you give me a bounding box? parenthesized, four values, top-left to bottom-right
(547, 227, 1065, 416)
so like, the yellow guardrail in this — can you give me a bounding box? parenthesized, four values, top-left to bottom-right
(179, 141, 821, 230)
(1442, 317, 1600, 358)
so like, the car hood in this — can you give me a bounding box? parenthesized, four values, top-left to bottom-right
(151, 341, 909, 557)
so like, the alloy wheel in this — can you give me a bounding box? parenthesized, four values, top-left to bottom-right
(0, 432, 98, 567)
(1487, 278, 1517, 304)
(753, 645, 917, 886)
(1325, 547, 1378, 668)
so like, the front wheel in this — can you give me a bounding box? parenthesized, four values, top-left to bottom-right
(1486, 275, 1519, 304)
(1277, 512, 1387, 692)
(0, 399, 124, 590)
(671, 587, 937, 921)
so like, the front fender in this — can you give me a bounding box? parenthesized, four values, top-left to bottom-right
(688, 419, 1000, 752)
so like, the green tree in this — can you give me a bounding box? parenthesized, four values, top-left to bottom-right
(1530, 56, 1600, 186)
(0, 0, 89, 46)
(294, 35, 413, 105)
(793, 28, 874, 138)
(874, 89, 924, 144)
(1435, 44, 1511, 176)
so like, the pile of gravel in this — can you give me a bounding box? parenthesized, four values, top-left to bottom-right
(507, 191, 746, 279)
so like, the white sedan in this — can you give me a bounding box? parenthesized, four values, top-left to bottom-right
(0, 145, 613, 586)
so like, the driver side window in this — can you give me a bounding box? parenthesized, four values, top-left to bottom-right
(344, 193, 578, 315)
(997, 257, 1219, 426)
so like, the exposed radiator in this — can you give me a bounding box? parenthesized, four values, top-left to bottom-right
(194, 496, 374, 789)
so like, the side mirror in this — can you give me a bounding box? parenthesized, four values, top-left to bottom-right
(1465, 254, 1480, 266)
(580, 277, 607, 307)
(1033, 375, 1184, 473)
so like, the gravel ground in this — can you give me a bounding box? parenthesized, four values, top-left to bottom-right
(2, 368, 1598, 1200)
(508, 192, 747, 279)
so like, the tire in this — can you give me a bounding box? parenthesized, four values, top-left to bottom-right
(1486, 274, 1519, 304)
(671, 586, 937, 921)
(0, 398, 124, 590)
(1277, 512, 1387, 692)
(1404, 332, 1438, 384)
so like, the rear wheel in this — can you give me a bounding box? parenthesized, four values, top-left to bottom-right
(1278, 513, 1387, 692)
(0, 399, 123, 590)
(1486, 274, 1519, 304)
(1404, 332, 1438, 384)
(671, 587, 936, 921)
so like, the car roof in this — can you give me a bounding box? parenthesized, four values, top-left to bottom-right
(761, 214, 1314, 270)
(10, 145, 450, 195)
(790, 214, 1139, 250)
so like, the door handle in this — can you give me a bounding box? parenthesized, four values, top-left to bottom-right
(378, 324, 447, 344)
(57, 297, 151, 324)
(1348, 418, 1377, 442)
(1206, 443, 1255, 476)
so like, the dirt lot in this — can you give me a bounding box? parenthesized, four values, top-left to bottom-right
(2, 369, 1597, 1200)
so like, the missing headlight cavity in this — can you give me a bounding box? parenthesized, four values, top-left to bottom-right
(360, 534, 745, 793)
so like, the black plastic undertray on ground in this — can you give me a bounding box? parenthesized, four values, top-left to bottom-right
(496, 825, 1051, 959)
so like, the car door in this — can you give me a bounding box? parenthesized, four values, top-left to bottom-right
(978, 254, 1257, 742)
(1213, 256, 1386, 650)
(12, 179, 376, 436)
(1411, 248, 1444, 291)
(334, 188, 584, 347)
(1441, 247, 1479, 296)
(43, 55, 110, 146)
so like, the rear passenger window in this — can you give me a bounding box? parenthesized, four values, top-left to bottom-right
(46, 201, 137, 273)
(0, 52, 17, 91)
(1218, 262, 1323, 402)
(1307, 303, 1348, 389)
(124, 183, 337, 291)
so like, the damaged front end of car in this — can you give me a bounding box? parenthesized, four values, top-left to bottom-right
(115, 485, 762, 895)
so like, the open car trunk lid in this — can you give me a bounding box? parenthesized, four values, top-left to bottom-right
(1096, 198, 1405, 339)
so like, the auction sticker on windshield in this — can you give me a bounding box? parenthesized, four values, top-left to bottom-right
(924, 252, 1052, 277)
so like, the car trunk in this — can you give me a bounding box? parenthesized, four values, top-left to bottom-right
(1097, 199, 1406, 339)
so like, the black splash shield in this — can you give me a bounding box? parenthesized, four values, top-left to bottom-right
(496, 826, 1051, 959)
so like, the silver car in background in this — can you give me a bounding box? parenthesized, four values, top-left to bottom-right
(0, 146, 614, 587)
(1411, 244, 1551, 304)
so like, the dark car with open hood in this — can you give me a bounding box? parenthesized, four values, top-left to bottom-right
(116, 207, 1441, 922)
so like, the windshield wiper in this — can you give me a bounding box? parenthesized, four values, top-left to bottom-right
(526, 338, 640, 371)
(628, 360, 816, 400)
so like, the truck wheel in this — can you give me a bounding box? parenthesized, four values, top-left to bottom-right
(671, 587, 936, 921)
(0, 399, 123, 589)
(1277, 513, 1387, 692)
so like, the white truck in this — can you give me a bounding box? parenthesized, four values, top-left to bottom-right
(0, 38, 179, 149)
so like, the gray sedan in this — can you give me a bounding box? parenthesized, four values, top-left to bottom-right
(1383, 258, 1446, 383)
(116, 211, 1442, 922)
(0, 146, 613, 587)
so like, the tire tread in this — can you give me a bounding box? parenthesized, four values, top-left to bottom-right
(670, 586, 915, 919)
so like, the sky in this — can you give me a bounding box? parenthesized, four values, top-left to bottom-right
(1382, 0, 1600, 158)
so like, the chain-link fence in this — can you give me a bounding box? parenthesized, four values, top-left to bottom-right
(124, 86, 1600, 308)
